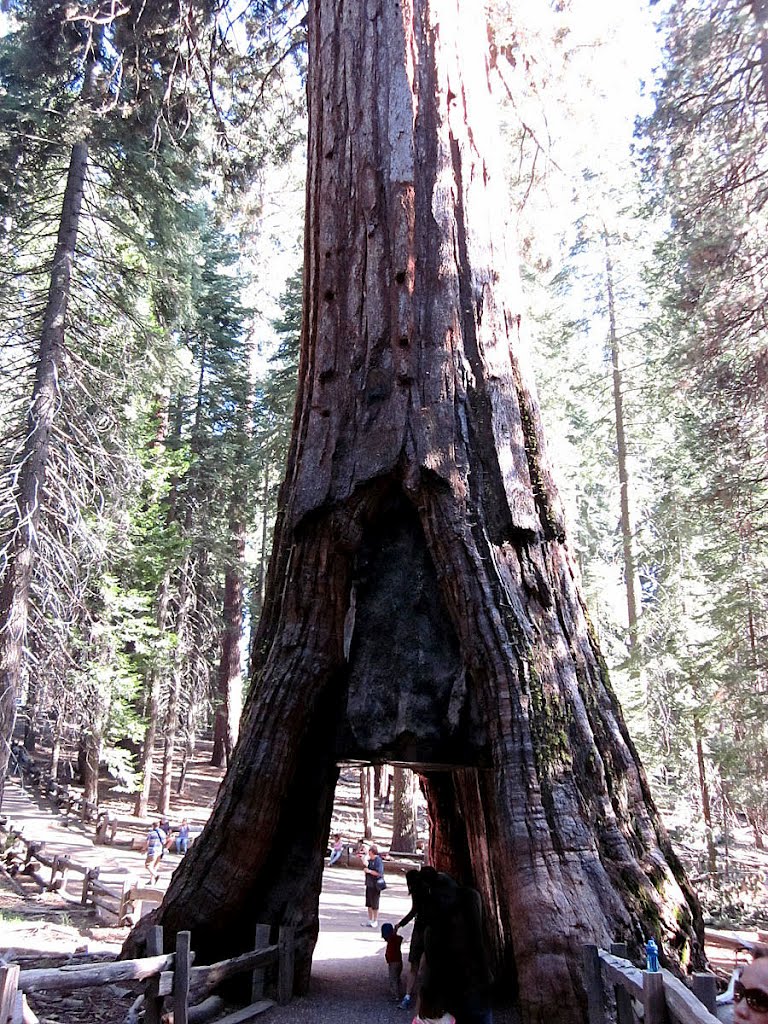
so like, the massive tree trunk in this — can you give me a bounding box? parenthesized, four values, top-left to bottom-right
(0, 141, 88, 797)
(126, 4, 703, 1022)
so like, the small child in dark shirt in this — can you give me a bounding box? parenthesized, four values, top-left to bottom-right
(381, 922, 403, 1002)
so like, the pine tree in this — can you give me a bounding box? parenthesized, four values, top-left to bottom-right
(0, 0, 214, 790)
(640, 0, 768, 846)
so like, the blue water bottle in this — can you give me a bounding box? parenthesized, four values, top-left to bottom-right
(645, 937, 659, 972)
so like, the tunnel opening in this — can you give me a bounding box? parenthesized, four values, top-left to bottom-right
(310, 756, 510, 1013)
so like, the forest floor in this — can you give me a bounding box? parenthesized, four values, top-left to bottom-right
(0, 744, 766, 1023)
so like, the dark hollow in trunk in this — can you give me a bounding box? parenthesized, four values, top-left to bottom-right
(125, 4, 703, 1022)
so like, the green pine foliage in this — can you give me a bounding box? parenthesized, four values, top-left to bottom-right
(496, 0, 768, 864)
(639, 0, 768, 846)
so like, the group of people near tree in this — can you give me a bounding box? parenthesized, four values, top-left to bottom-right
(325, 836, 491, 1021)
(379, 864, 493, 1024)
(144, 818, 191, 884)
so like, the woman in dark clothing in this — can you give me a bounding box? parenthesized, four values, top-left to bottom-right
(394, 868, 430, 1009)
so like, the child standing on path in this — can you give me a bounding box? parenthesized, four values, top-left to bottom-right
(381, 922, 403, 1002)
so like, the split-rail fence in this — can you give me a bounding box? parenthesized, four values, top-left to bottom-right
(0, 923, 294, 1024)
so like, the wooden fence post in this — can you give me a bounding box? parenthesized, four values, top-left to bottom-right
(252, 923, 271, 1002)
(173, 930, 191, 1024)
(610, 943, 634, 1024)
(0, 964, 19, 1024)
(277, 926, 294, 1006)
(81, 867, 98, 906)
(692, 974, 718, 1016)
(583, 944, 606, 1024)
(643, 970, 668, 1024)
(60, 855, 71, 895)
(144, 926, 165, 1024)
(49, 855, 60, 892)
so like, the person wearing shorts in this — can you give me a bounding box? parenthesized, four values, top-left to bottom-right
(145, 822, 167, 884)
(363, 844, 385, 928)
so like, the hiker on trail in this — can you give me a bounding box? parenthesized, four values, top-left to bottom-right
(362, 843, 385, 928)
(329, 833, 344, 866)
(145, 821, 167, 884)
(381, 922, 404, 1002)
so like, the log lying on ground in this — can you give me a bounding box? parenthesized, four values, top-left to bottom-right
(17, 953, 181, 992)
(161, 995, 225, 1024)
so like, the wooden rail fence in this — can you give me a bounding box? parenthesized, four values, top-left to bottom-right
(584, 943, 720, 1024)
(2, 820, 161, 924)
(11, 757, 100, 827)
(0, 923, 294, 1024)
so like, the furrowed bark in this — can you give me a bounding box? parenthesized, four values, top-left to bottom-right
(125, 5, 703, 1023)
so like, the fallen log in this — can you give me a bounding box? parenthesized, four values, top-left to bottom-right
(161, 994, 226, 1024)
(208, 1003, 275, 1024)
(17, 953, 184, 993)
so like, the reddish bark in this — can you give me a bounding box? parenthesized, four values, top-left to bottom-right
(125, 4, 703, 1022)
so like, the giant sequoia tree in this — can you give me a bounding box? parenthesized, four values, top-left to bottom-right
(130, 3, 703, 1021)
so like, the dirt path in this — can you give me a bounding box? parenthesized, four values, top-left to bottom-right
(1, 777, 516, 1021)
(4, 772, 768, 1024)
(1, 776, 174, 894)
